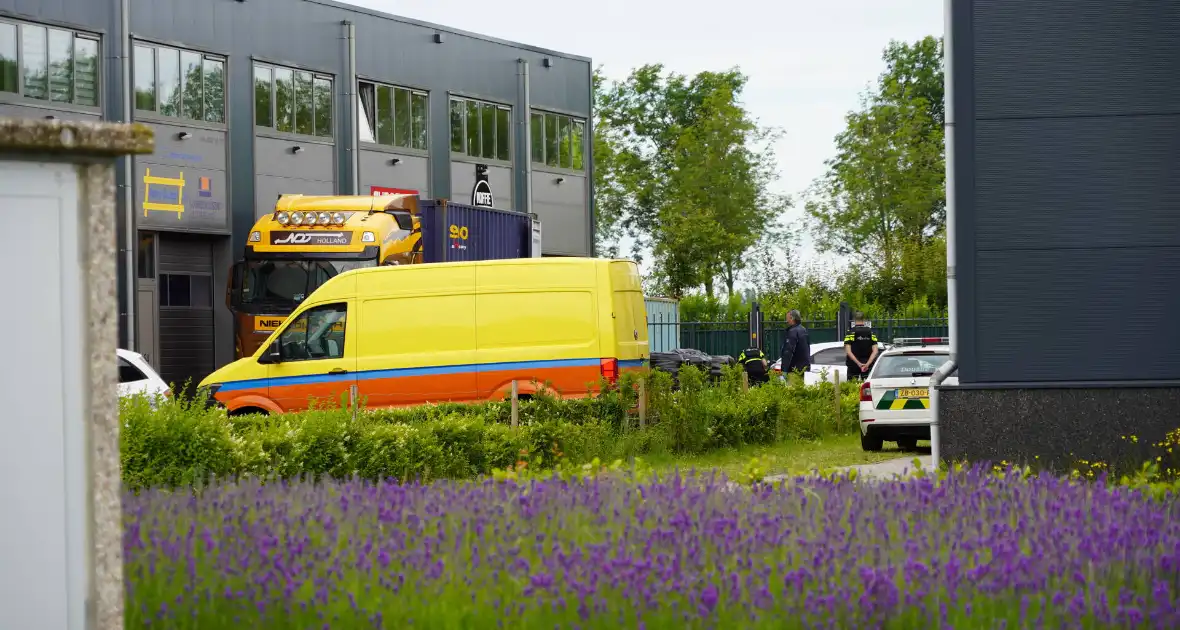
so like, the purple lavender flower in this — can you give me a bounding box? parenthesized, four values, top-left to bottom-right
(122, 464, 1180, 628)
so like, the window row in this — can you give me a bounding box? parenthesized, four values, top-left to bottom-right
(0, 19, 586, 165)
(254, 63, 333, 138)
(531, 111, 585, 171)
(133, 44, 225, 124)
(449, 97, 511, 162)
(0, 20, 99, 106)
(358, 81, 428, 150)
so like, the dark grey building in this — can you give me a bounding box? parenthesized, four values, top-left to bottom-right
(940, 0, 1180, 469)
(0, 0, 593, 389)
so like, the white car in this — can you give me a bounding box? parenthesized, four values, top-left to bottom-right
(118, 348, 170, 405)
(771, 340, 890, 385)
(857, 338, 958, 451)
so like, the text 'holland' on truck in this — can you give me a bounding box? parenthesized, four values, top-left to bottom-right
(227, 191, 543, 359)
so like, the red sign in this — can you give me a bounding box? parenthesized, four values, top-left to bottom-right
(370, 186, 418, 197)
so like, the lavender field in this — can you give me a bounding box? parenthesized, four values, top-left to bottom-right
(124, 467, 1180, 629)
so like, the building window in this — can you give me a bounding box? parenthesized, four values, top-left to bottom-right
(0, 19, 98, 106)
(449, 96, 510, 162)
(159, 273, 212, 308)
(132, 42, 225, 123)
(254, 62, 332, 138)
(358, 80, 427, 150)
(531, 111, 585, 170)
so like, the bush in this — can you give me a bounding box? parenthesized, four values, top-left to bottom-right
(121, 366, 858, 491)
(120, 394, 237, 490)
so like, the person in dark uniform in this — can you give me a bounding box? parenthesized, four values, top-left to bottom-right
(779, 309, 811, 382)
(843, 311, 880, 380)
(737, 346, 769, 385)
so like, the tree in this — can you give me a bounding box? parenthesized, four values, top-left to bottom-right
(594, 64, 787, 298)
(806, 36, 945, 309)
(590, 68, 627, 258)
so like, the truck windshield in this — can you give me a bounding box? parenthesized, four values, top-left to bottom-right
(240, 259, 377, 308)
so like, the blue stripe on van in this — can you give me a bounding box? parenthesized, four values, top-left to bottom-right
(619, 359, 647, 368)
(215, 357, 602, 392)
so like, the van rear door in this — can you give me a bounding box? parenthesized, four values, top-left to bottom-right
(607, 261, 649, 366)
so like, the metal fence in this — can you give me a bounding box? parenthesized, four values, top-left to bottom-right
(654, 314, 950, 359)
(645, 297, 680, 353)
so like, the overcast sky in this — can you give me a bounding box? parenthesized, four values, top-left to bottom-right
(352, 0, 945, 269)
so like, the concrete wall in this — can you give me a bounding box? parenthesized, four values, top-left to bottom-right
(359, 149, 430, 197)
(950, 0, 1180, 385)
(531, 170, 588, 255)
(451, 162, 513, 212)
(0, 99, 102, 122)
(941, 0, 1180, 469)
(253, 137, 336, 219)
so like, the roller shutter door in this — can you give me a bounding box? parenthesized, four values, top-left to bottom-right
(156, 234, 216, 394)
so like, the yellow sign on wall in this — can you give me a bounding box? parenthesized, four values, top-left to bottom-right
(142, 168, 185, 218)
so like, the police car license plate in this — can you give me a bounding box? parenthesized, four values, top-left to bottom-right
(897, 388, 928, 398)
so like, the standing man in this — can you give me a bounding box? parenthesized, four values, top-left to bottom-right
(843, 311, 880, 380)
(779, 309, 811, 382)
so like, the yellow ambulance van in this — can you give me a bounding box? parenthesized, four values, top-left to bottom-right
(200, 257, 649, 415)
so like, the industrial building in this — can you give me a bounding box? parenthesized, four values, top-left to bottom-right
(0, 0, 594, 389)
(940, 0, 1180, 468)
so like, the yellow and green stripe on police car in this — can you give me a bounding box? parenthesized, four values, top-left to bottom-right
(875, 389, 931, 410)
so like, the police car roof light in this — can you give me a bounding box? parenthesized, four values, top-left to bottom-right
(892, 337, 950, 347)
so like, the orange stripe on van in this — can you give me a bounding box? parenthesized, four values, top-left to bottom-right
(220, 358, 626, 412)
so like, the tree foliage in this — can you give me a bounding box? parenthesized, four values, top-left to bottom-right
(806, 36, 946, 311)
(593, 65, 788, 298)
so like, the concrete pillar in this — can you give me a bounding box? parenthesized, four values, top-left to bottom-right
(0, 117, 154, 630)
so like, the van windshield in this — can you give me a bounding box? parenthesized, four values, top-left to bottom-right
(240, 259, 376, 309)
(873, 352, 949, 378)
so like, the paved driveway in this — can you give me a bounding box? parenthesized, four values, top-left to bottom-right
(762, 454, 933, 484)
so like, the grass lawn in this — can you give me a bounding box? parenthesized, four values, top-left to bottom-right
(642, 433, 929, 479)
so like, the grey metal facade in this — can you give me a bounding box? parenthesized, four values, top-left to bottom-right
(0, 0, 593, 383)
(941, 0, 1180, 469)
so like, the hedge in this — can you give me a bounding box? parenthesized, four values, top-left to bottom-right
(120, 365, 862, 491)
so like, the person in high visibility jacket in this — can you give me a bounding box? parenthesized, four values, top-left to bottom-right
(843, 311, 880, 380)
(737, 346, 769, 385)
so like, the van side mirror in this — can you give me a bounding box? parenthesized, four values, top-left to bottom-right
(257, 343, 281, 365)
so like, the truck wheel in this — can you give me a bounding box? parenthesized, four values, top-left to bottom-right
(860, 431, 883, 452)
(897, 437, 918, 451)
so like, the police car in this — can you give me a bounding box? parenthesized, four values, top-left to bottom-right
(858, 337, 957, 452)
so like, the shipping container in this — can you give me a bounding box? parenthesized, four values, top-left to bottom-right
(419, 200, 542, 263)
(645, 297, 680, 353)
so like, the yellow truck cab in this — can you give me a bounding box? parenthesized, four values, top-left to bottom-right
(228, 193, 424, 359)
(203, 257, 649, 415)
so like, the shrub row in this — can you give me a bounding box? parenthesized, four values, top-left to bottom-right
(121, 365, 861, 490)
